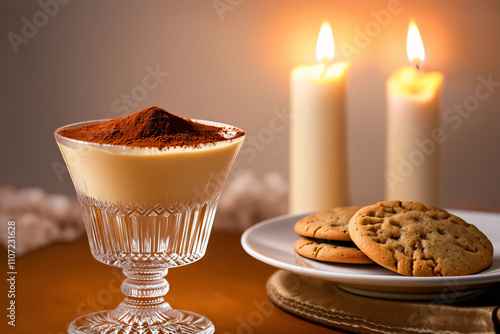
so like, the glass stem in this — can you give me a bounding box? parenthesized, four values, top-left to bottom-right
(119, 267, 171, 310)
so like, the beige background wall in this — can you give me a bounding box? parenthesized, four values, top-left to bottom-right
(1, 0, 499, 210)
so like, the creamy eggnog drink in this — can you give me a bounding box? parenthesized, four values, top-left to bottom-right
(57, 107, 244, 267)
(55, 107, 244, 334)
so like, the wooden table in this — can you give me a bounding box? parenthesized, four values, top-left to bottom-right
(0, 229, 343, 334)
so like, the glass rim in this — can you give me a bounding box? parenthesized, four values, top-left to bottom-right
(54, 119, 245, 154)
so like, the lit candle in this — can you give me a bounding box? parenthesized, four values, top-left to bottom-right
(385, 20, 444, 206)
(290, 21, 349, 214)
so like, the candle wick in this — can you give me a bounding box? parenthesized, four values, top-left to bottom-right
(320, 59, 332, 76)
(320, 65, 327, 76)
(416, 63, 420, 71)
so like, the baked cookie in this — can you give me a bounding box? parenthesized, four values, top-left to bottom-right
(294, 206, 362, 241)
(294, 237, 374, 264)
(348, 201, 494, 276)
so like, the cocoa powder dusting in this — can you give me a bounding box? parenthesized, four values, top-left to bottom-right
(57, 106, 244, 149)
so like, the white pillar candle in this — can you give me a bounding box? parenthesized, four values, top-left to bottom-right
(385, 20, 443, 206)
(290, 22, 349, 214)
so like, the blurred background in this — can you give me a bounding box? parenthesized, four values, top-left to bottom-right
(1, 0, 499, 215)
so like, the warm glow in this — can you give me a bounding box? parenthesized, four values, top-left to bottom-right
(316, 21, 334, 63)
(407, 20, 425, 66)
(388, 66, 443, 98)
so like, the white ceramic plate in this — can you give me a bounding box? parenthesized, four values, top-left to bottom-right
(241, 210, 500, 300)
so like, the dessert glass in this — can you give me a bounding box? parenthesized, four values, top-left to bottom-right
(55, 119, 244, 334)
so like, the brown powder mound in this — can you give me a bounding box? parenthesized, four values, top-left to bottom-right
(57, 106, 244, 149)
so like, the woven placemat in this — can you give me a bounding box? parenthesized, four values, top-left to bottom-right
(266, 270, 500, 334)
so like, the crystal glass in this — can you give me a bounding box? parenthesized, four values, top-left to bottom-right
(55, 119, 244, 334)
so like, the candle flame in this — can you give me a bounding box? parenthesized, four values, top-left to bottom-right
(316, 21, 334, 63)
(407, 20, 425, 66)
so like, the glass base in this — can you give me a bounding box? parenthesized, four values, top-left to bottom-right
(68, 305, 215, 334)
(68, 267, 214, 334)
